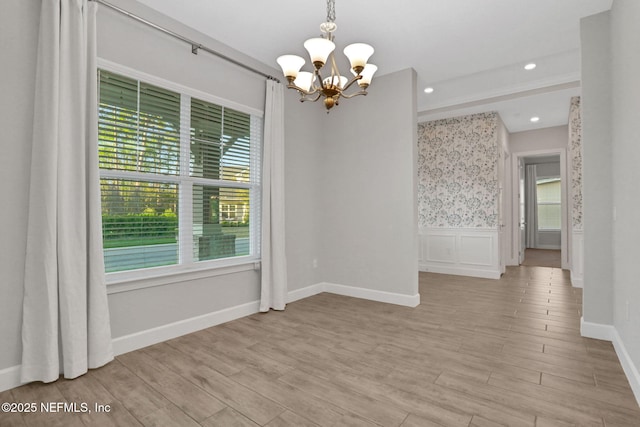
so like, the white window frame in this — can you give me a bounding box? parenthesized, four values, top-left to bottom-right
(98, 60, 262, 292)
(536, 177, 561, 231)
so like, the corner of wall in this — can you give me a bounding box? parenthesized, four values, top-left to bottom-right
(581, 318, 640, 407)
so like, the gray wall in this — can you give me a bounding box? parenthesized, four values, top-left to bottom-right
(610, 0, 640, 372)
(318, 69, 419, 296)
(581, 11, 613, 327)
(283, 93, 324, 292)
(581, 0, 640, 380)
(509, 126, 568, 153)
(0, 0, 40, 371)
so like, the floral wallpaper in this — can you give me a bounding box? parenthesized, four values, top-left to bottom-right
(418, 112, 499, 228)
(568, 96, 583, 230)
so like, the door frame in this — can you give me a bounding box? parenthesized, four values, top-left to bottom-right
(510, 148, 570, 269)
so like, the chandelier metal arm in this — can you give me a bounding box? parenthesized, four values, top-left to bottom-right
(340, 74, 363, 93)
(285, 81, 321, 96)
(339, 90, 368, 99)
(298, 92, 323, 103)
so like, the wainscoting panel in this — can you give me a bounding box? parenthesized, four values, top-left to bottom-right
(459, 235, 493, 266)
(419, 228, 501, 279)
(425, 234, 456, 263)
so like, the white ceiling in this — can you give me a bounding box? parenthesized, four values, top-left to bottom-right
(135, 0, 612, 133)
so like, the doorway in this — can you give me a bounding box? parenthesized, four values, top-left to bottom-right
(511, 150, 569, 269)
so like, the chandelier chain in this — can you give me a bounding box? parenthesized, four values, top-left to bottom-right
(326, 0, 336, 23)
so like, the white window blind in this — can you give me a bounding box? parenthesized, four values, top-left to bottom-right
(98, 69, 261, 274)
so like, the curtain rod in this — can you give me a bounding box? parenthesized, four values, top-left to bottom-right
(90, 0, 279, 82)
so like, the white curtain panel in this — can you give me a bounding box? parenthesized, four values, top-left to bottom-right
(21, 0, 113, 383)
(260, 80, 288, 312)
(525, 164, 538, 249)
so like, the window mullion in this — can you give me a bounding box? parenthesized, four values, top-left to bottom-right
(250, 114, 262, 258)
(179, 94, 193, 265)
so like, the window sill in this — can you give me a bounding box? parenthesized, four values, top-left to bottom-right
(106, 258, 261, 295)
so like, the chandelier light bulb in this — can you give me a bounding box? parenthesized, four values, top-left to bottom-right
(323, 75, 348, 89)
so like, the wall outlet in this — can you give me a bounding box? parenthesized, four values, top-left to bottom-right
(625, 300, 630, 321)
(312, 258, 318, 269)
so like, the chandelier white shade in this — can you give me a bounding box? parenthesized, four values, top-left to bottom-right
(276, 0, 377, 111)
(343, 43, 374, 72)
(293, 71, 315, 91)
(276, 55, 306, 80)
(304, 38, 336, 67)
(357, 64, 377, 87)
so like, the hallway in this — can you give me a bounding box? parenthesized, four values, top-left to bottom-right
(521, 249, 562, 268)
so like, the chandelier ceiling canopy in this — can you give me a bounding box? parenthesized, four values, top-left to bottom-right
(276, 0, 377, 112)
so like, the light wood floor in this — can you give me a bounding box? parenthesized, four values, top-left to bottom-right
(521, 249, 562, 268)
(2, 266, 639, 426)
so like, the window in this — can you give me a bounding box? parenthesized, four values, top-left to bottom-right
(98, 70, 261, 274)
(536, 177, 561, 230)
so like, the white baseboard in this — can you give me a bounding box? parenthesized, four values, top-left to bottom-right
(322, 282, 420, 308)
(570, 271, 583, 288)
(611, 328, 640, 407)
(112, 300, 261, 356)
(420, 264, 502, 280)
(534, 245, 562, 250)
(0, 365, 21, 393)
(580, 317, 615, 341)
(581, 317, 640, 407)
(287, 283, 324, 304)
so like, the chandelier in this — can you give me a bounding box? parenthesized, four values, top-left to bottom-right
(276, 0, 377, 111)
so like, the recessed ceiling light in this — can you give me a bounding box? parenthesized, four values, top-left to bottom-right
(530, 116, 540, 123)
(524, 63, 537, 71)
(424, 87, 434, 94)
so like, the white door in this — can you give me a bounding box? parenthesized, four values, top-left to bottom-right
(518, 158, 526, 264)
(498, 150, 508, 274)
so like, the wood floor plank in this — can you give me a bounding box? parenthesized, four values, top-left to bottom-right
(8, 381, 85, 427)
(230, 367, 345, 426)
(141, 342, 286, 425)
(278, 368, 409, 426)
(90, 359, 171, 421)
(56, 374, 143, 427)
(401, 413, 448, 427)
(0, 390, 27, 427)
(540, 372, 640, 411)
(200, 407, 259, 427)
(139, 403, 201, 427)
(116, 351, 227, 422)
(330, 369, 474, 426)
(439, 371, 604, 426)
(265, 410, 320, 427)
